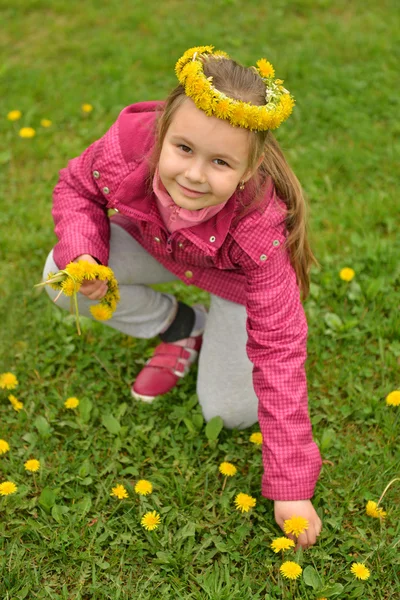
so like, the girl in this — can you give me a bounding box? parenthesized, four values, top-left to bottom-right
(43, 46, 322, 547)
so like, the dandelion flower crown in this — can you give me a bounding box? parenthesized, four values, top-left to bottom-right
(175, 45, 295, 132)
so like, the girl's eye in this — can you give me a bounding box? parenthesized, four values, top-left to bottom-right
(214, 158, 229, 167)
(178, 144, 191, 153)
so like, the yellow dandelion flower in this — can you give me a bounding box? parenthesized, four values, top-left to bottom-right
(317, 597, 328, 600)
(249, 432, 263, 445)
(80, 262, 99, 280)
(90, 304, 113, 321)
(7, 110, 22, 121)
(219, 462, 237, 477)
(19, 127, 36, 138)
(0, 372, 18, 390)
(350, 562, 370, 581)
(283, 516, 309, 537)
(234, 492, 256, 513)
(256, 58, 275, 79)
(214, 98, 233, 121)
(111, 484, 128, 499)
(82, 103, 93, 113)
(0, 481, 17, 496)
(24, 459, 40, 472)
(141, 510, 161, 531)
(0, 440, 10, 454)
(95, 265, 113, 281)
(64, 262, 86, 281)
(366, 500, 386, 519)
(339, 267, 355, 282)
(213, 50, 230, 59)
(64, 397, 79, 409)
(40, 119, 52, 127)
(8, 395, 23, 412)
(61, 278, 80, 296)
(270, 537, 295, 553)
(134, 479, 153, 496)
(231, 103, 249, 128)
(386, 390, 400, 406)
(280, 561, 302, 580)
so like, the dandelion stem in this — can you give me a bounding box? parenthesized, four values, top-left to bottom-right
(72, 291, 81, 336)
(221, 476, 227, 493)
(377, 477, 400, 506)
(53, 289, 64, 303)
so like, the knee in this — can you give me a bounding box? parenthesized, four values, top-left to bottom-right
(197, 383, 258, 430)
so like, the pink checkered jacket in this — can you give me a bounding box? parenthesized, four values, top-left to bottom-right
(52, 101, 322, 501)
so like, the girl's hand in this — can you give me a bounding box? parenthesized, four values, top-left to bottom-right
(274, 499, 322, 549)
(74, 254, 108, 300)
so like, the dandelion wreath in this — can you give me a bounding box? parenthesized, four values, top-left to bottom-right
(36, 260, 120, 334)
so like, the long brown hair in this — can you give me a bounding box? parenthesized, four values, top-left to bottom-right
(150, 56, 316, 297)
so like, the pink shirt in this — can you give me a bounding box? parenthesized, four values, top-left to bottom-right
(51, 101, 322, 501)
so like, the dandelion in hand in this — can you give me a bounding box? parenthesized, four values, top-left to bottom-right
(234, 492, 256, 513)
(280, 561, 302, 580)
(9, 395, 23, 411)
(0, 481, 18, 496)
(366, 500, 386, 519)
(134, 479, 153, 496)
(25, 459, 40, 472)
(0, 372, 18, 390)
(7, 110, 22, 121)
(350, 562, 370, 580)
(0, 440, 10, 455)
(249, 432, 263, 445)
(386, 390, 400, 406)
(283, 515, 309, 537)
(270, 537, 295, 553)
(219, 462, 237, 476)
(64, 397, 79, 409)
(339, 267, 355, 282)
(111, 484, 128, 499)
(141, 510, 161, 531)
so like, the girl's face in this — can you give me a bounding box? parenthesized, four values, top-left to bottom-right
(158, 98, 253, 211)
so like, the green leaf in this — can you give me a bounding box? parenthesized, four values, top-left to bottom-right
(320, 428, 336, 451)
(101, 413, 121, 435)
(303, 565, 323, 590)
(74, 495, 92, 516)
(205, 416, 224, 441)
(318, 583, 344, 597)
(39, 487, 57, 512)
(192, 413, 204, 430)
(183, 417, 196, 434)
(34, 415, 51, 438)
(51, 504, 69, 523)
(324, 312, 343, 331)
(79, 397, 93, 423)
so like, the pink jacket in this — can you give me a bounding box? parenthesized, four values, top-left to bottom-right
(52, 101, 322, 501)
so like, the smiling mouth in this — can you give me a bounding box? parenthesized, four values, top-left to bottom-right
(177, 183, 207, 197)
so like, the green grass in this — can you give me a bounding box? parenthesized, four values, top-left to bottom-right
(1, 0, 399, 598)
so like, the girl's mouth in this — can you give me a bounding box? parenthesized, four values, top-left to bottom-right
(177, 182, 207, 198)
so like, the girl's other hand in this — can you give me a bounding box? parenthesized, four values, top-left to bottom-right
(74, 254, 108, 300)
(274, 499, 322, 549)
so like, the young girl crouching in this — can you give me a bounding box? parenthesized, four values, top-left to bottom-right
(43, 46, 322, 547)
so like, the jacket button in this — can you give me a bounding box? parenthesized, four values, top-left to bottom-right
(260, 254, 268, 261)
(209, 236, 216, 243)
(272, 239, 280, 247)
(93, 170, 100, 179)
(185, 270, 193, 279)
(178, 242, 184, 248)
(103, 186, 110, 194)
(154, 236, 161, 242)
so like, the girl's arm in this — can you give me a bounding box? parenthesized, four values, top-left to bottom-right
(243, 234, 322, 504)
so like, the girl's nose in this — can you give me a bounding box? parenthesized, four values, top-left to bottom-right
(185, 160, 206, 183)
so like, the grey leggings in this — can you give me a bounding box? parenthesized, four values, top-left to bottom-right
(43, 223, 258, 429)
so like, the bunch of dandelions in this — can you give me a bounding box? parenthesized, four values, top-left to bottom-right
(36, 260, 120, 334)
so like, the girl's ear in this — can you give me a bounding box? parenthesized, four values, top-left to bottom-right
(243, 154, 264, 182)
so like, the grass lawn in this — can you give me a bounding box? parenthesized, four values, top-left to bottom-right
(1, 0, 399, 598)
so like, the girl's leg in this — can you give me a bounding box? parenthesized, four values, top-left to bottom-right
(197, 294, 258, 429)
(43, 222, 179, 339)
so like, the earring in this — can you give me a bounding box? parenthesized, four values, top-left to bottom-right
(239, 180, 245, 191)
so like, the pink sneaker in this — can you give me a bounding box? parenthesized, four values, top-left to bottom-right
(131, 335, 203, 403)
